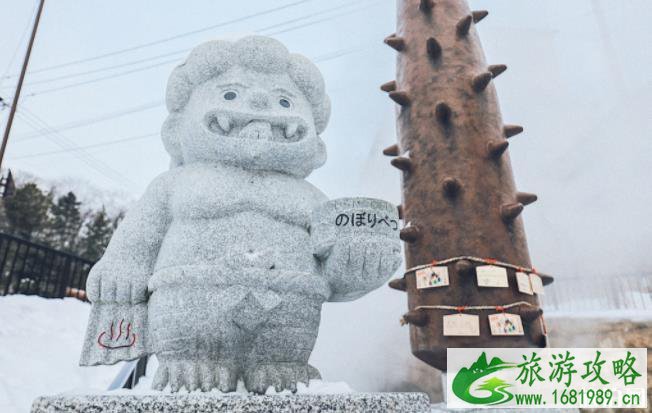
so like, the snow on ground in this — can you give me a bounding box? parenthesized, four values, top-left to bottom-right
(0, 295, 123, 413)
(0, 295, 353, 412)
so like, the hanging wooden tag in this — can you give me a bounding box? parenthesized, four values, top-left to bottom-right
(476, 265, 509, 288)
(443, 313, 480, 336)
(516, 271, 534, 295)
(530, 273, 545, 295)
(488, 312, 524, 336)
(416, 266, 450, 289)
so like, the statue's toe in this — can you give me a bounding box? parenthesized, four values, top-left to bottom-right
(244, 362, 318, 393)
(154, 357, 240, 392)
(307, 364, 321, 380)
(151, 363, 169, 391)
(215, 362, 239, 392)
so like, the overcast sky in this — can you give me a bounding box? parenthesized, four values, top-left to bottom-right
(1, 0, 651, 391)
(3, 0, 645, 275)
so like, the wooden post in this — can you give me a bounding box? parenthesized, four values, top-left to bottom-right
(0, 0, 46, 171)
(384, 0, 550, 370)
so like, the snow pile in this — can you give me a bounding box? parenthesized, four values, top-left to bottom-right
(0, 295, 123, 413)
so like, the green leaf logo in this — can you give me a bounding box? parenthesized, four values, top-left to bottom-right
(452, 352, 517, 405)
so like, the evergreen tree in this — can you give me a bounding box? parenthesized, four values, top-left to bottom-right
(2, 183, 52, 240)
(48, 192, 82, 252)
(79, 207, 114, 261)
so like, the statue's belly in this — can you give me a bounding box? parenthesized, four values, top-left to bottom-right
(155, 211, 316, 273)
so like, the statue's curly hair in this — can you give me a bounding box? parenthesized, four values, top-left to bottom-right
(162, 36, 331, 167)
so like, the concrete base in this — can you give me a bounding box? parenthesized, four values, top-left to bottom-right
(31, 393, 431, 413)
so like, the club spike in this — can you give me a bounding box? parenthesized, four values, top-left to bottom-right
(471, 71, 493, 92)
(537, 334, 548, 348)
(455, 259, 474, 275)
(516, 191, 538, 206)
(487, 140, 509, 159)
(435, 101, 452, 123)
(401, 310, 428, 327)
(488, 64, 507, 78)
(456, 15, 473, 36)
(426, 37, 442, 60)
(520, 307, 543, 322)
(383, 143, 400, 156)
(388, 278, 407, 291)
(380, 80, 397, 92)
(501, 202, 524, 222)
(389, 91, 411, 106)
(539, 273, 554, 286)
(442, 177, 462, 196)
(391, 157, 413, 172)
(504, 124, 524, 138)
(419, 0, 434, 12)
(384, 34, 406, 51)
(400, 225, 420, 242)
(472, 10, 489, 23)
(397, 204, 404, 219)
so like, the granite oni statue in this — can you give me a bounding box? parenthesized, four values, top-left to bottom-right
(79, 36, 402, 393)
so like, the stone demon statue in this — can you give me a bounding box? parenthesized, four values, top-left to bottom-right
(80, 35, 401, 393)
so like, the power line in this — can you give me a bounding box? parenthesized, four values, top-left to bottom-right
(13, 42, 375, 143)
(13, 0, 375, 94)
(17, 0, 363, 87)
(0, 0, 39, 88)
(6, 49, 187, 88)
(12, 39, 363, 158)
(266, 1, 377, 37)
(314, 44, 373, 62)
(6, 0, 315, 77)
(10, 132, 158, 159)
(258, 0, 371, 35)
(15, 99, 164, 140)
(26, 57, 181, 96)
(17, 109, 131, 185)
(16, 108, 137, 188)
(24, 2, 376, 98)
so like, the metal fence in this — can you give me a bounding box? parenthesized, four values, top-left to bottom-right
(0, 232, 94, 301)
(541, 272, 652, 313)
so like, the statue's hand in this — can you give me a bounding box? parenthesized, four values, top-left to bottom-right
(321, 236, 401, 301)
(311, 197, 402, 302)
(86, 264, 150, 304)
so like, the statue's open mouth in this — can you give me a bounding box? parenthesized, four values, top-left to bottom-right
(204, 110, 308, 142)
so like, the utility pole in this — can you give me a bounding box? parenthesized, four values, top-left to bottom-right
(0, 0, 46, 171)
(385, 0, 552, 370)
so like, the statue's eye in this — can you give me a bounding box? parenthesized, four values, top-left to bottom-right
(223, 91, 237, 100)
(279, 98, 291, 108)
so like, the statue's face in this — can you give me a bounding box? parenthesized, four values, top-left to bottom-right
(177, 66, 326, 177)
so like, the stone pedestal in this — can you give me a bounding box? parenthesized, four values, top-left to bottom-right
(430, 403, 579, 412)
(32, 393, 431, 413)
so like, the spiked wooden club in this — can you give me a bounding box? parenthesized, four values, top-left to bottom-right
(383, 0, 551, 370)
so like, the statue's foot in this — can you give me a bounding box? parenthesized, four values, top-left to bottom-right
(243, 362, 321, 393)
(152, 357, 239, 392)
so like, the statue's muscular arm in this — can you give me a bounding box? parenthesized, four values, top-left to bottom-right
(86, 171, 174, 305)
